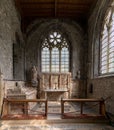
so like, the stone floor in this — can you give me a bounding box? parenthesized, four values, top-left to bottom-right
(2, 101, 102, 120)
(2, 101, 107, 119)
(27, 101, 100, 115)
(0, 120, 114, 130)
(1, 101, 114, 130)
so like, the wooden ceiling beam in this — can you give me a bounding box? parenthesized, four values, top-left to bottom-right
(24, 13, 86, 16)
(24, 14, 53, 17)
(24, 11, 86, 17)
(22, 9, 87, 14)
(19, 0, 54, 3)
(21, 0, 91, 2)
(19, 0, 92, 5)
(22, 8, 88, 14)
(23, 15, 86, 19)
(54, 0, 57, 17)
(58, 0, 94, 2)
(20, 0, 54, 5)
(19, 0, 91, 2)
(21, 5, 90, 10)
(58, 13, 86, 16)
(21, 5, 54, 9)
(20, 2, 91, 6)
(23, 10, 54, 14)
(23, 13, 86, 17)
(14, 0, 97, 29)
(21, 7, 89, 12)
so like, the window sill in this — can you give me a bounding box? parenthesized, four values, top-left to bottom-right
(94, 74, 114, 79)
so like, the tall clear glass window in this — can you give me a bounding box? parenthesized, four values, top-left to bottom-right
(100, 7, 114, 74)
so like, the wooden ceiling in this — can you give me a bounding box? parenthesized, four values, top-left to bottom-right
(15, 0, 98, 30)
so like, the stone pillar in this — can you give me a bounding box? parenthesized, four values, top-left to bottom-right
(0, 70, 4, 115)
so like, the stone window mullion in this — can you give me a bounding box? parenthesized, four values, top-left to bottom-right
(59, 48, 61, 72)
(50, 48, 52, 72)
(107, 26, 110, 73)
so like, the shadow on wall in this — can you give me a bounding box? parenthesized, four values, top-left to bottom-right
(89, 83, 93, 94)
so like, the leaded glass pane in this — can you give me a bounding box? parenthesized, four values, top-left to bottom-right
(100, 7, 114, 74)
(61, 47, 69, 72)
(41, 31, 69, 72)
(42, 47, 50, 72)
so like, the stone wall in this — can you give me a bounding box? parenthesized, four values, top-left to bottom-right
(25, 19, 85, 80)
(1, 80, 37, 115)
(0, 73, 4, 116)
(25, 19, 86, 98)
(0, 0, 25, 116)
(87, 0, 114, 114)
(0, 0, 24, 80)
(4, 80, 37, 99)
(71, 79, 87, 98)
(87, 77, 114, 114)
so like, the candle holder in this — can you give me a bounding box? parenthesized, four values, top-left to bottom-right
(54, 83, 57, 89)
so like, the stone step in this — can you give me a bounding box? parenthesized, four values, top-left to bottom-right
(1, 116, 109, 124)
(1, 113, 109, 123)
(0, 120, 113, 130)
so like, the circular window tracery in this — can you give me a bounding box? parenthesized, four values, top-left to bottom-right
(49, 31, 62, 45)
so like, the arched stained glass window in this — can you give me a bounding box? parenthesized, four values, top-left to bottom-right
(100, 6, 114, 74)
(41, 31, 69, 72)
